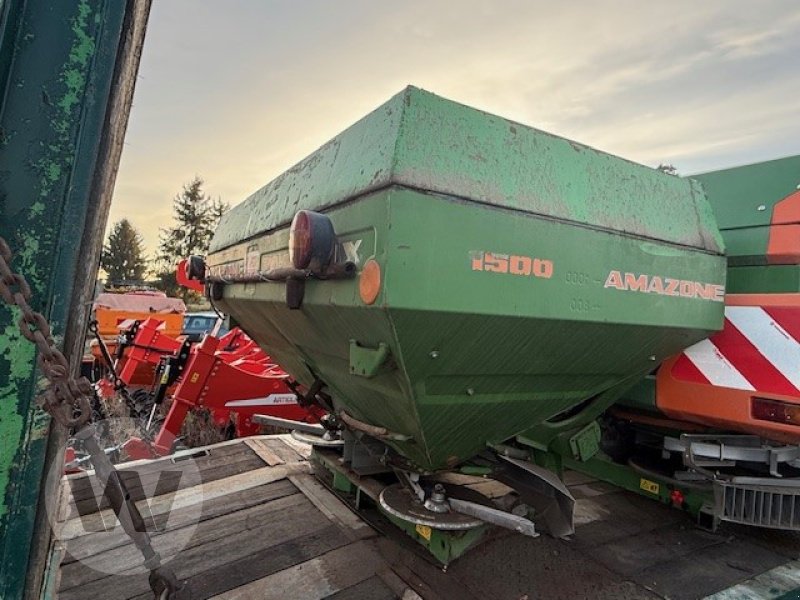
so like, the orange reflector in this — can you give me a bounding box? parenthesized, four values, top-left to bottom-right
(359, 259, 381, 305)
(752, 397, 800, 425)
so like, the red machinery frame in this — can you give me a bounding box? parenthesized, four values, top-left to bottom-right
(96, 317, 323, 459)
(147, 331, 322, 455)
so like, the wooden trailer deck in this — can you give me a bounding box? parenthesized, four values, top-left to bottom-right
(48, 435, 800, 600)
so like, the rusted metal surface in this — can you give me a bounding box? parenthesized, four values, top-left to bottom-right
(0, 1, 152, 596)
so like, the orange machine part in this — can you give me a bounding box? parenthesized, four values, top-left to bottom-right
(94, 309, 184, 339)
(656, 293, 800, 444)
(767, 190, 800, 265)
(93, 291, 185, 338)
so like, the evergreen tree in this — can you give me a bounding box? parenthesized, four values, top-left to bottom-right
(211, 197, 230, 227)
(101, 219, 148, 283)
(155, 177, 226, 302)
(157, 177, 217, 266)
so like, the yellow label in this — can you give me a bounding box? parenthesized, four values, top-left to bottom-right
(639, 478, 660, 495)
(415, 524, 432, 541)
(190, 372, 200, 383)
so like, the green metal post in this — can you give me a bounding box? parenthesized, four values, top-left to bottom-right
(0, 1, 150, 597)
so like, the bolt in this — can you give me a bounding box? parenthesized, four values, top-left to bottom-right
(466, 388, 475, 396)
(424, 483, 450, 513)
(757, 204, 766, 211)
(649, 355, 656, 361)
(429, 350, 439, 359)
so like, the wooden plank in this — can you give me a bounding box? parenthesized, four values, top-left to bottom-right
(58, 462, 310, 541)
(65, 447, 261, 521)
(323, 575, 397, 600)
(210, 541, 386, 600)
(62, 479, 297, 565)
(68, 469, 184, 520)
(280, 433, 313, 459)
(373, 565, 423, 599)
(290, 474, 374, 541)
(314, 450, 385, 501)
(59, 497, 333, 599)
(263, 437, 306, 464)
(66, 446, 262, 515)
(64, 442, 254, 497)
(38, 537, 67, 600)
(130, 524, 351, 600)
(244, 438, 285, 466)
(59, 494, 315, 592)
(430, 472, 513, 499)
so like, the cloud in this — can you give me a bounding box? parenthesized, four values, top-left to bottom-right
(109, 0, 800, 251)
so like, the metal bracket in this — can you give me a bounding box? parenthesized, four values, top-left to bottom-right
(568, 421, 601, 462)
(449, 497, 538, 538)
(349, 340, 391, 378)
(665, 434, 800, 478)
(492, 454, 576, 538)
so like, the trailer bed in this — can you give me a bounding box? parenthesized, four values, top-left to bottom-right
(48, 436, 800, 599)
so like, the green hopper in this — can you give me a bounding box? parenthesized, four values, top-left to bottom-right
(207, 86, 726, 474)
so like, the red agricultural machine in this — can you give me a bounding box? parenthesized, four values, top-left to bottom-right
(69, 265, 324, 469)
(115, 317, 323, 460)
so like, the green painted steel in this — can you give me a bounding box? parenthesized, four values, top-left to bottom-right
(693, 155, 800, 237)
(620, 156, 800, 412)
(212, 87, 723, 255)
(0, 1, 148, 596)
(314, 448, 488, 565)
(209, 88, 726, 473)
(727, 264, 800, 294)
(692, 155, 800, 292)
(507, 437, 710, 522)
(382, 512, 488, 565)
(556, 451, 707, 519)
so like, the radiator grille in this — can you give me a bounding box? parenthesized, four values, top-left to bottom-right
(716, 481, 800, 530)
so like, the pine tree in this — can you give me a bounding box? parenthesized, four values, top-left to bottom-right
(211, 197, 230, 227)
(101, 219, 148, 283)
(157, 177, 217, 266)
(155, 177, 226, 301)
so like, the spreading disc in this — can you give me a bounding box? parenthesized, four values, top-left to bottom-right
(379, 484, 483, 530)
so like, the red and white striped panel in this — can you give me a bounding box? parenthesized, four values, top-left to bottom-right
(672, 306, 800, 396)
(115, 318, 166, 331)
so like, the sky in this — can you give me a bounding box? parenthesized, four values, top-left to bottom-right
(108, 0, 800, 255)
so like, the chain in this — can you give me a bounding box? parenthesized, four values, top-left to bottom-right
(0, 236, 178, 598)
(0, 238, 92, 427)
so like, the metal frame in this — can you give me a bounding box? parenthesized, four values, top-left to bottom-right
(664, 434, 800, 479)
